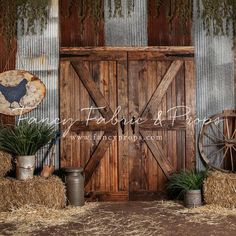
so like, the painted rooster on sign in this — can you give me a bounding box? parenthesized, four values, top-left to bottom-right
(0, 78, 28, 108)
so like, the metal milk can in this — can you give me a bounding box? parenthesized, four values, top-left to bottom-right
(64, 167, 85, 206)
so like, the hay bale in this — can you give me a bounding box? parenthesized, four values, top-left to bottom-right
(0, 151, 12, 178)
(0, 176, 66, 212)
(204, 171, 236, 208)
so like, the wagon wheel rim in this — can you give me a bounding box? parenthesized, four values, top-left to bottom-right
(198, 111, 236, 172)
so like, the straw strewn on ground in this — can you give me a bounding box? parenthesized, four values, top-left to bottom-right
(1, 201, 236, 235)
(0, 203, 99, 235)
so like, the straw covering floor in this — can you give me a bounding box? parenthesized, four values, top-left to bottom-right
(204, 171, 236, 208)
(0, 201, 236, 236)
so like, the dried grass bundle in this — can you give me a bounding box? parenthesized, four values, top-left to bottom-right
(204, 171, 236, 208)
(0, 176, 66, 212)
(0, 151, 12, 178)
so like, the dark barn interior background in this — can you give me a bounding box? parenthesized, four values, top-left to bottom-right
(0, 0, 235, 198)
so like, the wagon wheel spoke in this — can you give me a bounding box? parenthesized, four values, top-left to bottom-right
(231, 129, 236, 139)
(204, 132, 225, 143)
(204, 132, 217, 143)
(206, 146, 225, 159)
(225, 118, 230, 139)
(203, 143, 225, 147)
(219, 147, 229, 167)
(210, 123, 220, 139)
(212, 122, 227, 140)
(229, 147, 234, 171)
(233, 146, 236, 152)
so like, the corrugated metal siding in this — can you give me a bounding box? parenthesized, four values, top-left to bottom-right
(193, 0, 235, 170)
(104, 0, 147, 46)
(16, 0, 59, 170)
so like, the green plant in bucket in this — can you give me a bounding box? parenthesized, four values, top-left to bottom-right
(167, 170, 208, 200)
(0, 121, 56, 156)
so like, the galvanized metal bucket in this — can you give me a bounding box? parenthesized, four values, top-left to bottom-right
(64, 167, 85, 206)
(185, 190, 202, 208)
(16, 155, 35, 180)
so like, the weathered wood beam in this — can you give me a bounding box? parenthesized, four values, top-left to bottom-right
(140, 130, 174, 179)
(84, 131, 116, 186)
(140, 60, 183, 118)
(71, 61, 114, 120)
(71, 121, 117, 133)
(60, 46, 194, 53)
(139, 120, 186, 131)
(60, 51, 127, 61)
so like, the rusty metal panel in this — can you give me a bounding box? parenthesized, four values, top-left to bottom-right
(16, 0, 59, 170)
(60, 0, 105, 47)
(193, 0, 235, 170)
(0, 38, 16, 125)
(148, 0, 192, 46)
(104, 0, 147, 46)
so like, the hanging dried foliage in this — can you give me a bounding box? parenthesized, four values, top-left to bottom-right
(110, 0, 135, 17)
(66, 0, 136, 34)
(1, 0, 236, 45)
(154, 0, 236, 37)
(0, 0, 49, 46)
(66, 0, 104, 34)
(200, 0, 236, 36)
(153, 0, 193, 34)
(66, 0, 236, 38)
(127, 0, 135, 16)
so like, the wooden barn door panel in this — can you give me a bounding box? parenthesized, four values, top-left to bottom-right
(117, 60, 129, 192)
(127, 55, 195, 198)
(60, 57, 125, 195)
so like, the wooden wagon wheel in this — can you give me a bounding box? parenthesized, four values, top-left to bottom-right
(199, 110, 236, 172)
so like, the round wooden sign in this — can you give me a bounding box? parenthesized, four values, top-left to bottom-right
(0, 70, 46, 116)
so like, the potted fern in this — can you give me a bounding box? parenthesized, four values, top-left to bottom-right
(0, 121, 56, 180)
(167, 170, 208, 208)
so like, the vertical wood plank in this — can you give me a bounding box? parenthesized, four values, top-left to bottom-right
(128, 60, 142, 192)
(138, 61, 148, 190)
(93, 61, 102, 191)
(167, 64, 173, 168)
(60, 61, 72, 168)
(101, 61, 109, 191)
(109, 61, 118, 192)
(81, 61, 92, 191)
(176, 63, 186, 171)
(75, 66, 81, 168)
(158, 61, 169, 190)
(171, 72, 177, 170)
(117, 59, 129, 191)
(71, 59, 77, 167)
(185, 60, 196, 169)
(147, 60, 158, 191)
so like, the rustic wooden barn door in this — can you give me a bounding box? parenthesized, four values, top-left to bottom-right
(60, 50, 129, 200)
(60, 47, 195, 201)
(127, 51, 195, 199)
